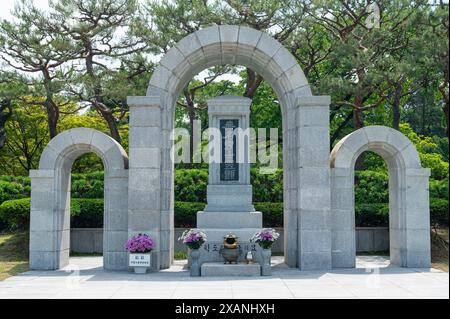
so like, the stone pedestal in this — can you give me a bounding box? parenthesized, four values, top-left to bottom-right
(196, 95, 263, 266)
(201, 262, 261, 277)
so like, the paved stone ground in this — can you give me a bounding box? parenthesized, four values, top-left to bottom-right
(0, 256, 448, 299)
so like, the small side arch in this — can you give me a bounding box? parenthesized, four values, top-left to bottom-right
(29, 128, 129, 270)
(330, 126, 431, 268)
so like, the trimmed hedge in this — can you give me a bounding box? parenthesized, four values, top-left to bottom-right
(0, 180, 30, 205)
(173, 169, 283, 202)
(0, 198, 31, 231)
(1, 197, 447, 231)
(430, 198, 449, 227)
(71, 199, 104, 228)
(355, 203, 389, 227)
(0, 198, 104, 231)
(174, 202, 206, 227)
(254, 202, 283, 227)
(1, 170, 448, 205)
(0, 199, 285, 230)
(173, 202, 284, 228)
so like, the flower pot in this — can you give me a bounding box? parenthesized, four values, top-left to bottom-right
(189, 249, 201, 277)
(261, 248, 271, 276)
(129, 253, 151, 274)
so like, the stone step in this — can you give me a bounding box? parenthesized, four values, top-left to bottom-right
(197, 211, 262, 228)
(201, 262, 261, 276)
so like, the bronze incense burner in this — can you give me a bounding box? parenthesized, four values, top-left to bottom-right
(219, 233, 242, 264)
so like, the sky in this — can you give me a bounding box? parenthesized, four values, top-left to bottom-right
(0, 0, 241, 84)
(0, 0, 49, 21)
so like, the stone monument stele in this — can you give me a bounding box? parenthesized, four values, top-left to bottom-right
(196, 95, 263, 265)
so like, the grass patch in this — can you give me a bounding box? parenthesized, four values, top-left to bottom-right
(357, 250, 390, 256)
(0, 232, 29, 281)
(431, 228, 449, 272)
(70, 252, 102, 257)
(174, 251, 187, 260)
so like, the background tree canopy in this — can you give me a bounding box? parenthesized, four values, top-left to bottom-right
(0, 1, 448, 226)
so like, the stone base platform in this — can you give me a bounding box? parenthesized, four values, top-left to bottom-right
(201, 262, 261, 277)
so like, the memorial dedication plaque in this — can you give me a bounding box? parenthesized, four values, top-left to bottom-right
(220, 119, 239, 181)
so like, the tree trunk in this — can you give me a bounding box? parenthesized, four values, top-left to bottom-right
(443, 103, 449, 137)
(42, 70, 59, 139)
(330, 109, 353, 148)
(0, 99, 13, 149)
(183, 90, 195, 166)
(44, 99, 59, 139)
(244, 68, 264, 99)
(353, 96, 365, 170)
(439, 81, 449, 136)
(392, 83, 402, 131)
(101, 110, 122, 144)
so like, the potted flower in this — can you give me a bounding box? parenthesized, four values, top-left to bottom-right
(178, 229, 207, 276)
(125, 233, 155, 274)
(250, 228, 280, 276)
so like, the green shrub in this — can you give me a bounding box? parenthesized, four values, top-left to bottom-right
(0, 198, 104, 231)
(70, 199, 104, 228)
(71, 179, 104, 199)
(174, 170, 208, 202)
(430, 178, 449, 200)
(0, 197, 447, 231)
(173, 201, 205, 227)
(430, 198, 449, 227)
(254, 202, 283, 227)
(0, 180, 29, 204)
(173, 201, 284, 228)
(355, 170, 389, 204)
(173, 168, 283, 202)
(1, 169, 448, 206)
(0, 198, 31, 230)
(355, 203, 389, 227)
(355, 199, 449, 227)
(251, 169, 283, 202)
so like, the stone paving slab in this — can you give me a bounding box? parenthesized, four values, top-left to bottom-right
(0, 256, 447, 299)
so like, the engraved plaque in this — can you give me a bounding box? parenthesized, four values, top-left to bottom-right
(220, 119, 239, 181)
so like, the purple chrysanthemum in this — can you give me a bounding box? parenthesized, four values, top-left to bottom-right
(125, 234, 155, 253)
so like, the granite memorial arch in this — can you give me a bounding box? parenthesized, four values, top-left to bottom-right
(29, 128, 129, 270)
(330, 126, 431, 268)
(29, 25, 431, 272)
(127, 25, 332, 271)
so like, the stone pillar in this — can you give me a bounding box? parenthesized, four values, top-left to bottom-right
(330, 167, 355, 268)
(296, 96, 332, 270)
(196, 95, 262, 264)
(402, 168, 431, 267)
(127, 96, 163, 270)
(103, 168, 129, 270)
(29, 170, 67, 270)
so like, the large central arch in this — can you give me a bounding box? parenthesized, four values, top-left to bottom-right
(127, 25, 332, 270)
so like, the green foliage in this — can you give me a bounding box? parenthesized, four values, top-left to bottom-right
(355, 170, 389, 204)
(173, 201, 283, 228)
(70, 199, 104, 228)
(174, 170, 208, 202)
(400, 123, 449, 179)
(1, 196, 446, 231)
(174, 202, 205, 228)
(0, 198, 30, 231)
(355, 203, 389, 227)
(0, 198, 104, 231)
(430, 178, 449, 200)
(430, 198, 449, 227)
(0, 180, 29, 205)
(173, 169, 284, 202)
(251, 169, 283, 202)
(254, 202, 283, 227)
(71, 176, 104, 199)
